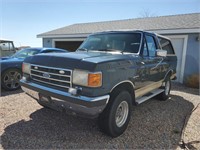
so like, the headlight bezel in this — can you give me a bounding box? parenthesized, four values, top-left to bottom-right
(22, 63, 31, 74)
(72, 69, 102, 88)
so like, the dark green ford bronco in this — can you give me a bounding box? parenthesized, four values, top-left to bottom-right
(20, 30, 177, 137)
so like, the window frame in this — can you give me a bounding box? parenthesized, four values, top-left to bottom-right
(143, 34, 158, 57)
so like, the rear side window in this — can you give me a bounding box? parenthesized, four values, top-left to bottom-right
(158, 37, 174, 54)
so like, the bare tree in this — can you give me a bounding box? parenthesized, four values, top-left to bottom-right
(139, 9, 157, 18)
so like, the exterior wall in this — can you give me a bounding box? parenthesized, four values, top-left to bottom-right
(43, 38, 53, 47)
(183, 33, 200, 83)
(165, 33, 199, 85)
(43, 37, 85, 48)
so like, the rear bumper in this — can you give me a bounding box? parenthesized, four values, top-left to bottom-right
(20, 79, 110, 118)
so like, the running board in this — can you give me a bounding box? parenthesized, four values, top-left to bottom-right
(135, 89, 164, 105)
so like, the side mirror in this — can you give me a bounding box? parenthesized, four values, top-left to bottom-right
(156, 49, 167, 57)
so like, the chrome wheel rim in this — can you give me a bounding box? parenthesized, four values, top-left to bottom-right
(165, 81, 170, 95)
(3, 71, 21, 89)
(115, 101, 129, 127)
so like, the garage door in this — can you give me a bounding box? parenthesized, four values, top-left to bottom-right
(167, 35, 188, 83)
(55, 41, 83, 52)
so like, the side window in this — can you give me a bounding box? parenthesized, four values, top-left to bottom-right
(158, 37, 175, 54)
(145, 35, 157, 57)
(143, 39, 148, 56)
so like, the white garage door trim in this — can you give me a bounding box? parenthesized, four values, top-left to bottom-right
(52, 38, 85, 47)
(167, 35, 188, 83)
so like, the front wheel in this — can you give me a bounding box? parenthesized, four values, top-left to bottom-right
(157, 77, 171, 101)
(98, 91, 132, 137)
(1, 69, 22, 91)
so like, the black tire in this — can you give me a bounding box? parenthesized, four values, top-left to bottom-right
(1, 69, 22, 91)
(37, 101, 51, 109)
(37, 94, 51, 109)
(98, 90, 132, 137)
(157, 77, 171, 101)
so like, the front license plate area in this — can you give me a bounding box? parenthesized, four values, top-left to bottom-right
(39, 94, 51, 103)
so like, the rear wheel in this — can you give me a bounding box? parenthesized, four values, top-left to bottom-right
(98, 91, 132, 137)
(1, 69, 22, 91)
(157, 77, 171, 101)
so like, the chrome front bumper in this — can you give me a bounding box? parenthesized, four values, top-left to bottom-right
(20, 79, 110, 118)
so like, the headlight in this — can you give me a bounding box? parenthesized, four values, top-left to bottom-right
(73, 69, 102, 87)
(22, 63, 31, 74)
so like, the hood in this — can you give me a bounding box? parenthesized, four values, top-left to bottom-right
(0, 56, 24, 63)
(24, 51, 134, 71)
(0, 57, 24, 72)
(0, 57, 10, 60)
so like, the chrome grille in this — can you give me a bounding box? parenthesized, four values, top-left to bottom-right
(30, 64, 72, 89)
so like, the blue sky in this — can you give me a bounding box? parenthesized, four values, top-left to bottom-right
(1, 0, 199, 47)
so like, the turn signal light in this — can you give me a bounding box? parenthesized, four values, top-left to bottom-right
(88, 73, 102, 87)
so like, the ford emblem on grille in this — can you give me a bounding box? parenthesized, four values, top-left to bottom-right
(43, 72, 50, 78)
(59, 70, 65, 74)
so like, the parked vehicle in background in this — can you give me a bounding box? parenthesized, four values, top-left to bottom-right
(16, 46, 31, 51)
(1, 47, 68, 91)
(0, 39, 16, 57)
(20, 30, 177, 137)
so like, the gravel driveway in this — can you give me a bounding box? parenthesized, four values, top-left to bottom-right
(0, 83, 199, 149)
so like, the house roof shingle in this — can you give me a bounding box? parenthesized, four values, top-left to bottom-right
(38, 13, 200, 37)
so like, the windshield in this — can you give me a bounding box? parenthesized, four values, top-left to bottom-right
(78, 33, 142, 53)
(12, 48, 40, 58)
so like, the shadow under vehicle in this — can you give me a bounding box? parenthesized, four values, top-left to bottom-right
(0, 94, 195, 149)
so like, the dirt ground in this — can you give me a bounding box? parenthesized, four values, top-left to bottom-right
(0, 83, 199, 149)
